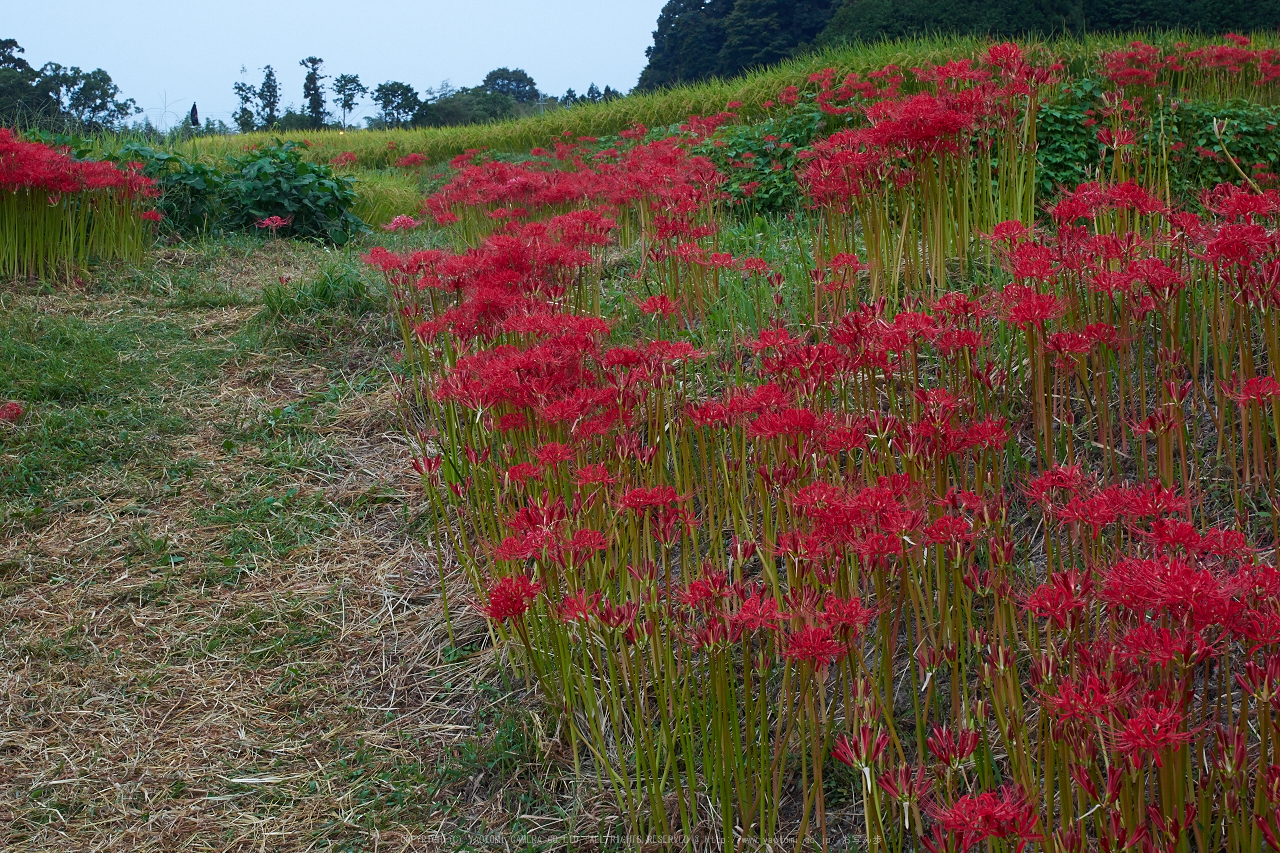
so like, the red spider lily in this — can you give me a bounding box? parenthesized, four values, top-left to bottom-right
(1000, 284, 1066, 330)
(877, 764, 932, 826)
(1021, 569, 1095, 631)
(637, 294, 681, 318)
(617, 485, 687, 512)
(930, 785, 1042, 852)
(382, 214, 419, 231)
(821, 595, 877, 638)
(1114, 702, 1198, 768)
(682, 571, 733, 612)
(411, 455, 443, 477)
(784, 625, 845, 666)
(559, 589, 600, 623)
(832, 725, 889, 771)
(255, 215, 292, 234)
(926, 724, 981, 768)
(482, 574, 543, 621)
(598, 599, 640, 633)
(1223, 375, 1280, 404)
(729, 588, 783, 635)
(1235, 655, 1280, 702)
(573, 463, 615, 487)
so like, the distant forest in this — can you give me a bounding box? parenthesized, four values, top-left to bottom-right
(636, 0, 1280, 90)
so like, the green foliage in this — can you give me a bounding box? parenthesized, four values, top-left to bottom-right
(417, 87, 515, 127)
(482, 67, 540, 104)
(350, 169, 422, 228)
(233, 65, 281, 132)
(115, 142, 228, 233)
(371, 81, 420, 127)
(259, 259, 381, 352)
(1035, 78, 1105, 196)
(300, 56, 328, 129)
(0, 38, 137, 131)
(1167, 100, 1280, 196)
(331, 73, 367, 128)
(223, 141, 363, 243)
(696, 104, 826, 212)
(0, 307, 223, 500)
(1079, 0, 1280, 32)
(101, 139, 362, 241)
(1033, 78, 1280, 203)
(638, 0, 839, 90)
(818, 0, 1083, 44)
(261, 260, 375, 323)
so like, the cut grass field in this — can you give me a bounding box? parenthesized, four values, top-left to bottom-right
(0, 238, 607, 852)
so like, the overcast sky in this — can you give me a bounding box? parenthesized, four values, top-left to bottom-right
(7, 1, 668, 129)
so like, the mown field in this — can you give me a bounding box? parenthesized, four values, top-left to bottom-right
(5, 30, 1280, 853)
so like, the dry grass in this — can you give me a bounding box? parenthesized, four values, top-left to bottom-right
(0, 240, 605, 852)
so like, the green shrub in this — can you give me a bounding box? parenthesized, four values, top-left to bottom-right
(696, 105, 827, 214)
(115, 142, 227, 233)
(223, 141, 363, 244)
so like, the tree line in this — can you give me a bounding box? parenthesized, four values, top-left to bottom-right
(1, 38, 138, 130)
(636, 0, 1280, 90)
(231, 60, 624, 132)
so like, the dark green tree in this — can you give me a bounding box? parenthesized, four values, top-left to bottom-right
(257, 65, 280, 128)
(331, 73, 366, 128)
(1079, 0, 1278, 31)
(416, 87, 514, 126)
(637, 0, 735, 91)
(718, 0, 838, 76)
(232, 73, 257, 132)
(299, 56, 327, 128)
(0, 42, 136, 130)
(482, 67, 539, 103)
(372, 80, 419, 127)
(0, 39, 43, 124)
(59, 67, 138, 127)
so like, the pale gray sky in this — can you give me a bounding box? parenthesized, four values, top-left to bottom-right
(7, 1, 667, 128)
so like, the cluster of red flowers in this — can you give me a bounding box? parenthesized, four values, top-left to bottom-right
(1101, 35, 1280, 92)
(1, 129, 161, 278)
(420, 130, 724, 237)
(368, 47, 1280, 851)
(0, 128, 154, 198)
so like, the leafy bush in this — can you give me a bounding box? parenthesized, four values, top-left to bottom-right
(114, 142, 227, 233)
(1034, 80, 1280, 203)
(223, 141, 363, 244)
(105, 139, 364, 242)
(1035, 79, 1104, 198)
(696, 105, 826, 213)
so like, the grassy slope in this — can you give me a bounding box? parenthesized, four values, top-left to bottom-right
(180, 30, 1280, 170)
